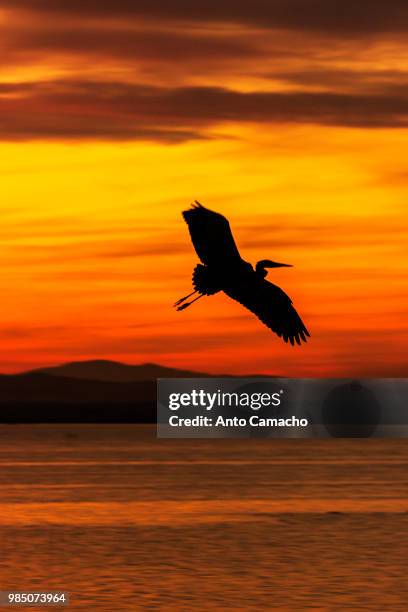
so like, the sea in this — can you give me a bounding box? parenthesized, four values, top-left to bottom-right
(0, 425, 407, 610)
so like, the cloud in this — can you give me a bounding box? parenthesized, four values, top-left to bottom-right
(1, 325, 67, 339)
(238, 215, 408, 250)
(2, 79, 408, 142)
(1, 23, 261, 69)
(0, 81, 204, 141)
(267, 68, 408, 94)
(4, 0, 408, 35)
(101, 243, 190, 258)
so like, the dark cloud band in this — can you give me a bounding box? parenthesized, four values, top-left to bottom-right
(4, 0, 408, 34)
(1, 80, 408, 141)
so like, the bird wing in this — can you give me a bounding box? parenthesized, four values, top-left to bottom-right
(182, 201, 242, 266)
(225, 278, 310, 345)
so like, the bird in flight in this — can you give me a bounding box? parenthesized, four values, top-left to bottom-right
(174, 202, 310, 346)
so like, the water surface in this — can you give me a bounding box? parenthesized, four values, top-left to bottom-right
(1, 425, 407, 610)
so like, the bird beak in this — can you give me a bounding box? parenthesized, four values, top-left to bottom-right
(271, 262, 293, 268)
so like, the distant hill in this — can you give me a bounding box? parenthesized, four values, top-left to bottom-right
(0, 360, 210, 423)
(0, 372, 154, 403)
(0, 372, 155, 423)
(0, 360, 266, 423)
(28, 360, 209, 383)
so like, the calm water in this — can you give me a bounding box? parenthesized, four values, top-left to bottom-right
(0, 425, 408, 610)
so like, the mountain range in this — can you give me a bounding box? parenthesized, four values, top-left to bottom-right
(0, 360, 210, 423)
(28, 359, 209, 382)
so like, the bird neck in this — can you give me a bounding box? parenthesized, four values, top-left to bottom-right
(255, 262, 267, 278)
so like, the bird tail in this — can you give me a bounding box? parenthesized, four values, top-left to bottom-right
(192, 264, 221, 295)
(173, 264, 220, 312)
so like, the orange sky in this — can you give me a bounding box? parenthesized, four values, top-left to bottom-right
(0, 1, 407, 375)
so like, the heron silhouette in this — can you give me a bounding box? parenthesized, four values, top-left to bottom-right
(174, 202, 310, 346)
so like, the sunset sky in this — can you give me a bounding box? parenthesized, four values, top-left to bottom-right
(0, 1, 407, 375)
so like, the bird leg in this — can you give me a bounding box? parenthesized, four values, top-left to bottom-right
(174, 290, 198, 307)
(176, 294, 204, 311)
